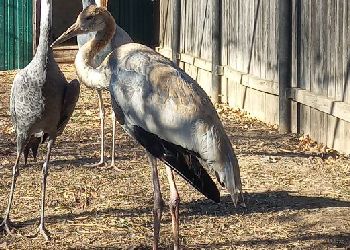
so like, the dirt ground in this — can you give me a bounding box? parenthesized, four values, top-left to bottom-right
(0, 64, 349, 249)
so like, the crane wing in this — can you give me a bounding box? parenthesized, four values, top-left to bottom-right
(57, 79, 80, 136)
(108, 46, 221, 202)
(108, 43, 243, 205)
(132, 125, 220, 203)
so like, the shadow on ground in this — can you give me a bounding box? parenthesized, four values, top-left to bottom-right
(14, 191, 350, 228)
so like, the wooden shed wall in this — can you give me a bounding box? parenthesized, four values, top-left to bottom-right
(0, 0, 33, 70)
(157, 0, 350, 155)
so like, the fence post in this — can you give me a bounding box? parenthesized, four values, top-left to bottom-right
(172, 0, 181, 65)
(278, 0, 292, 133)
(212, 0, 222, 104)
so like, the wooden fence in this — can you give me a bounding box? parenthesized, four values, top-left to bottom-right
(156, 0, 350, 155)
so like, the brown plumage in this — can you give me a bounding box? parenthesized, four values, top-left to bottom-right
(52, 5, 244, 249)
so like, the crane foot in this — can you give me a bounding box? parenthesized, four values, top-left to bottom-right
(38, 224, 51, 241)
(110, 161, 122, 171)
(0, 218, 16, 235)
(83, 160, 106, 168)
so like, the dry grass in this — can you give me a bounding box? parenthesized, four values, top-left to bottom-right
(0, 64, 350, 249)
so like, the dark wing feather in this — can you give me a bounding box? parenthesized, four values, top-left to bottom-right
(132, 125, 220, 203)
(57, 79, 80, 136)
(23, 136, 41, 165)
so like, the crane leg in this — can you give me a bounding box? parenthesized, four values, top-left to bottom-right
(165, 167, 180, 250)
(148, 154, 163, 250)
(0, 153, 21, 234)
(37, 138, 54, 241)
(85, 90, 105, 167)
(1, 135, 27, 234)
(110, 111, 121, 170)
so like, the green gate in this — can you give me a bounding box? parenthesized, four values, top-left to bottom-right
(108, 0, 158, 47)
(0, 0, 33, 70)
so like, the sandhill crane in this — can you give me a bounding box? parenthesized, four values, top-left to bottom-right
(52, 6, 244, 249)
(0, 0, 80, 240)
(77, 0, 133, 167)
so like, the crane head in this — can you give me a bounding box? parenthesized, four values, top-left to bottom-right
(51, 5, 114, 47)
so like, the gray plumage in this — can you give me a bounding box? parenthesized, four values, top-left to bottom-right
(1, 0, 79, 240)
(51, 6, 244, 248)
(108, 44, 242, 201)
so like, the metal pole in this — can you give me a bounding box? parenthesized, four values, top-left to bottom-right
(172, 0, 181, 65)
(278, 0, 292, 133)
(212, 0, 222, 104)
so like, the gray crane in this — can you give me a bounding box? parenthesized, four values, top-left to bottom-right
(0, 0, 79, 240)
(77, 0, 133, 167)
(52, 6, 244, 249)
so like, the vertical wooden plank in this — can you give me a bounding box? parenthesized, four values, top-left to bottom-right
(260, 0, 266, 80)
(16, 0, 21, 68)
(326, 0, 337, 146)
(266, 0, 272, 81)
(278, 0, 293, 132)
(221, 0, 227, 67)
(310, 0, 318, 94)
(10, 0, 16, 69)
(249, 0, 257, 75)
(235, 0, 240, 70)
(237, 0, 243, 72)
(334, 119, 345, 152)
(183, 0, 188, 52)
(257, 0, 262, 77)
(290, 0, 298, 133)
(4, 0, 9, 69)
(310, 108, 321, 145)
(344, 121, 350, 154)
(344, 1, 348, 103)
(336, 0, 345, 101)
(0, 0, 5, 69)
(315, 0, 326, 144)
(327, 115, 336, 149)
(299, 104, 310, 136)
(327, 0, 336, 100)
(28, 0, 33, 62)
(291, 0, 296, 87)
(245, 0, 250, 73)
(270, 0, 277, 81)
(344, 0, 350, 103)
(253, 0, 259, 77)
(172, 0, 181, 64)
(291, 100, 298, 133)
(304, 1, 311, 135)
(274, 0, 279, 82)
(24, 0, 29, 65)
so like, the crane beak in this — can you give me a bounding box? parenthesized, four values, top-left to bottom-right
(51, 22, 85, 47)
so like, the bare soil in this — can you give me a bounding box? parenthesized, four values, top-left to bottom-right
(0, 64, 349, 249)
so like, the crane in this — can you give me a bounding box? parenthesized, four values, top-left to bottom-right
(0, 0, 80, 240)
(77, 0, 133, 167)
(51, 6, 244, 249)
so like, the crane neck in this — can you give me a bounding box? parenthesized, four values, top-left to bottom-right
(84, 11, 116, 64)
(35, 0, 52, 60)
(75, 11, 116, 89)
(82, 0, 96, 9)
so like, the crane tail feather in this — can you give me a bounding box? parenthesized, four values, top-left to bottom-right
(132, 126, 220, 203)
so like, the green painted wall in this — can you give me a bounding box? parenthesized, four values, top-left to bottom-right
(108, 0, 158, 47)
(0, 0, 33, 70)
